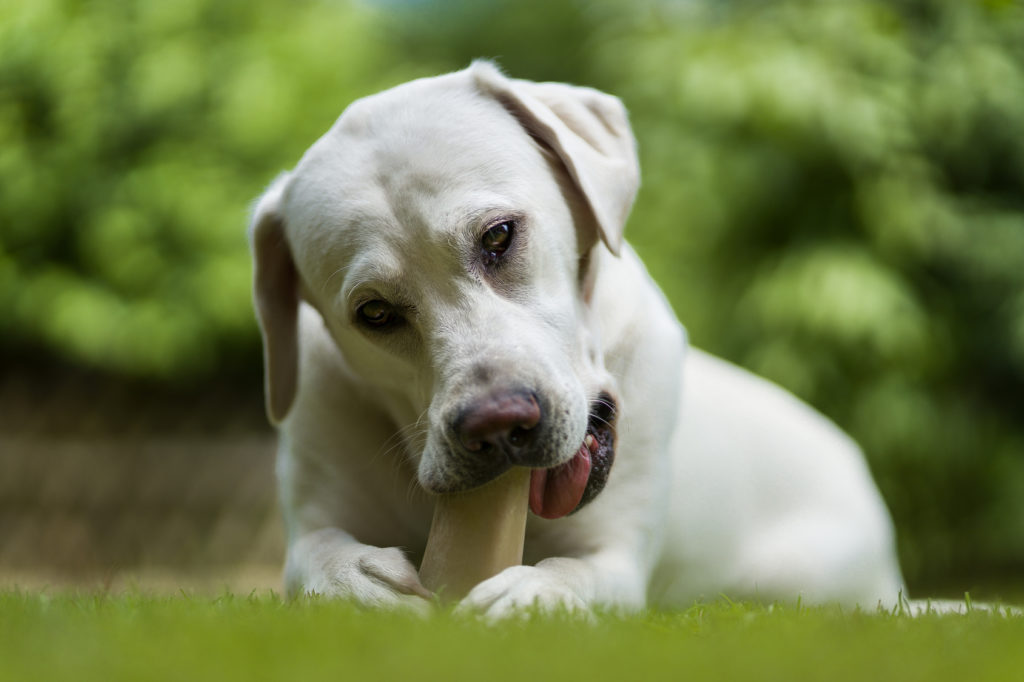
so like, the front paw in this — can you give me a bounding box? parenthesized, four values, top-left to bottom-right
(456, 564, 590, 620)
(297, 544, 433, 614)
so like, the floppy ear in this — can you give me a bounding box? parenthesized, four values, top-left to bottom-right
(471, 61, 639, 256)
(248, 173, 298, 424)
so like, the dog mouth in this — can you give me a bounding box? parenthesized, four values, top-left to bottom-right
(528, 393, 617, 520)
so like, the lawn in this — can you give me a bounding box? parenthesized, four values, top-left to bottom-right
(2, 592, 1022, 681)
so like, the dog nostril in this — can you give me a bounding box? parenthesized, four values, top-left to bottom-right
(508, 426, 531, 447)
(464, 439, 495, 454)
(455, 390, 541, 456)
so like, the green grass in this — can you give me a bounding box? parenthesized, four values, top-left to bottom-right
(2, 592, 1022, 681)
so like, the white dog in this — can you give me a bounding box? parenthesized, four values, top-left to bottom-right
(248, 62, 906, 617)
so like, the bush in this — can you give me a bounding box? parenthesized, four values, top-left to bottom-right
(0, 0, 442, 379)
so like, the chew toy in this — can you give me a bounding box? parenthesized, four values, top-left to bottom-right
(419, 467, 530, 602)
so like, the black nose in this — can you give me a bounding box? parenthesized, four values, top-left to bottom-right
(454, 390, 541, 460)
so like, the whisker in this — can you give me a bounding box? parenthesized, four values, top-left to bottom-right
(373, 407, 431, 463)
(404, 474, 427, 507)
(588, 394, 618, 430)
(321, 263, 353, 294)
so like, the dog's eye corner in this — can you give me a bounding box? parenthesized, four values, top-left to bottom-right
(480, 220, 516, 266)
(356, 299, 399, 329)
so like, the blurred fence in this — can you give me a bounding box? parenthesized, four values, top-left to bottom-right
(0, 371, 283, 593)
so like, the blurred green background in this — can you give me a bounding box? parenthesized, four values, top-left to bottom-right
(1, 0, 1023, 597)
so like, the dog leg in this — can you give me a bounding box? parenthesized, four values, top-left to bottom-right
(456, 551, 647, 620)
(284, 527, 432, 614)
(728, 515, 905, 608)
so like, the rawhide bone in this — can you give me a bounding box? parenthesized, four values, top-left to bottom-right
(419, 467, 530, 602)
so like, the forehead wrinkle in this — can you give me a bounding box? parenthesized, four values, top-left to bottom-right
(340, 251, 406, 303)
(298, 212, 381, 296)
(406, 200, 522, 284)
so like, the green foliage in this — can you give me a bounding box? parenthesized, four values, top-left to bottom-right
(0, 0, 435, 378)
(1, 593, 1022, 682)
(2, 0, 1023, 589)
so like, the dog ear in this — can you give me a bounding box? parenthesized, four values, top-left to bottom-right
(471, 61, 639, 257)
(248, 173, 298, 424)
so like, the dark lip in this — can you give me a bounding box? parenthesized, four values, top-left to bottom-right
(570, 392, 617, 514)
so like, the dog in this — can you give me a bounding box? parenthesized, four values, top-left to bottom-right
(248, 61, 907, 618)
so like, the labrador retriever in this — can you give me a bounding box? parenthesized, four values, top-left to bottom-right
(248, 61, 907, 617)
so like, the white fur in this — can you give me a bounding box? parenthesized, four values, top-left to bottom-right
(249, 63, 908, 619)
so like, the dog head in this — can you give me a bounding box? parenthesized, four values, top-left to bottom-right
(249, 62, 639, 518)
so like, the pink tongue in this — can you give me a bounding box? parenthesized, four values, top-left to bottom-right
(529, 446, 592, 520)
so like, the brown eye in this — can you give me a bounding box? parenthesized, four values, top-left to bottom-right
(481, 220, 514, 265)
(357, 300, 396, 328)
